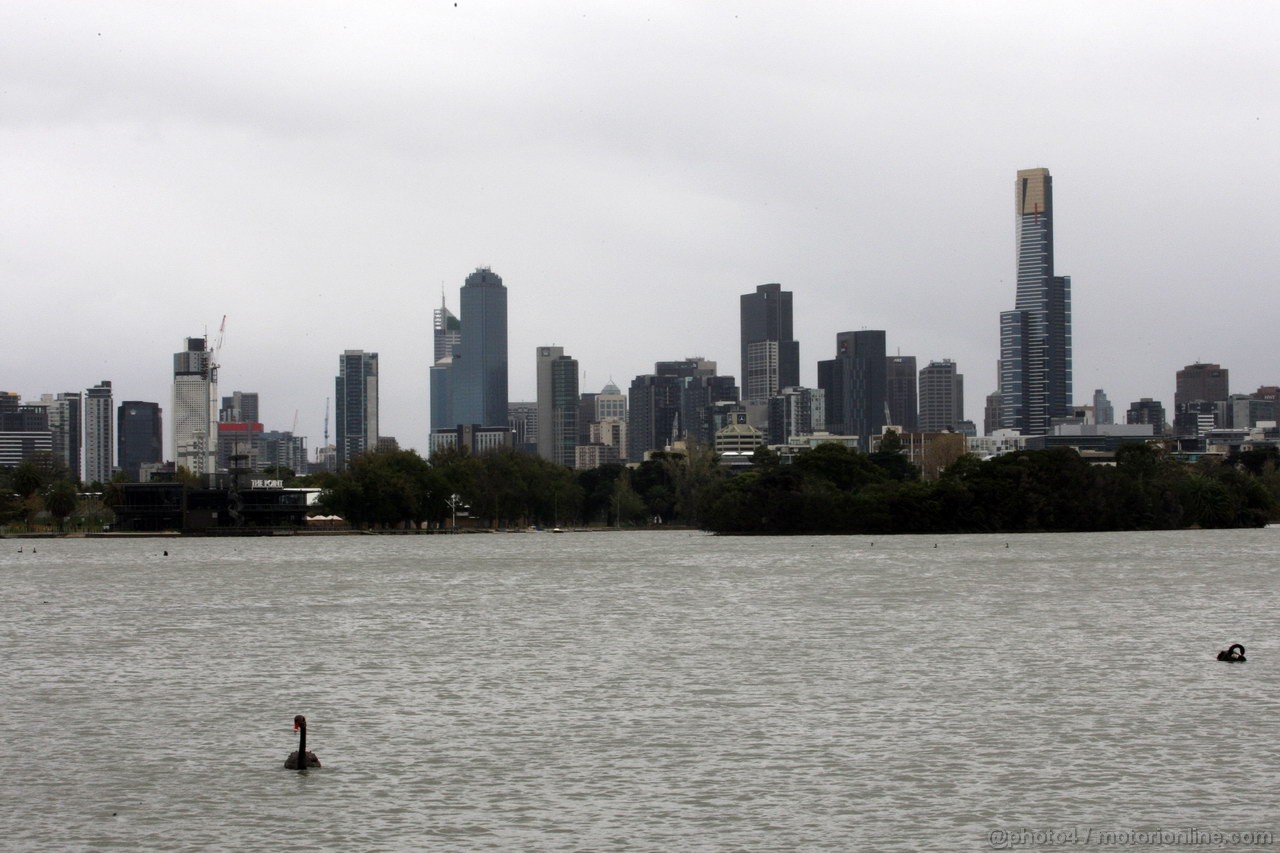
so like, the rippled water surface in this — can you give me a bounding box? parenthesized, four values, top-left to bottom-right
(2, 530, 1278, 851)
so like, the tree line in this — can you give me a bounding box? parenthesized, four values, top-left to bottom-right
(314, 440, 1279, 533)
(698, 442, 1279, 534)
(6, 440, 1276, 534)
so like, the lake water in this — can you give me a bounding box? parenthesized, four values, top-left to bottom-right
(2, 530, 1278, 851)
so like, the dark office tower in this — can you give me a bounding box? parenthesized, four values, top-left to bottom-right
(627, 374, 685, 463)
(454, 267, 508, 428)
(1126, 398, 1167, 435)
(1174, 363, 1229, 409)
(885, 355, 918, 432)
(62, 393, 83, 478)
(1173, 362, 1229, 437)
(429, 360, 454, 432)
(118, 401, 163, 482)
(84, 380, 114, 485)
(998, 168, 1072, 435)
(768, 386, 825, 445)
(817, 330, 886, 449)
(335, 350, 378, 470)
(577, 392, 599, 445)
(536, 347, 579, 467)
(740, 283, 800, 401)
(919, 359, 965, 433)
(682, 374, 740, 447)
(220, 391, 259, 424)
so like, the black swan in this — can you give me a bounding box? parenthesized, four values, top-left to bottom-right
(284, 714, 321, 769)
(1216, 643, 1246, 663)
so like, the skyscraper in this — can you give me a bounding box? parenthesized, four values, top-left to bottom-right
(998, 168, 1072, 435)
(767, 386, 826, 445)
(627, 374, 685, 463)
(434, 291, 462, 364)
(885, 355, 918, 432)
(430, 292, 463, 432)
(219, 391, 259, 424)
(1175, 363, 1229, 410)
(536, 346, 579, 467)
(335, 350, 378, 469)
(84, 380, 114, 484)
(817, 330, 886, 449)
(1092, 389, 1114, 425)
(454, 267, 508, 428)
(173, 336, 218, 477)
(919, 359, 965, 433)
(33, 392, 81, 480)
(740, 283, 799, 401)
(118, 401, 163, 482)
(1126, 398, 1167, 434)
(1174, 362, 1229, 437)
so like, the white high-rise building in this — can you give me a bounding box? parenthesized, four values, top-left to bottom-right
(173, 337, 218, 476)
(84, 380, 114, 484)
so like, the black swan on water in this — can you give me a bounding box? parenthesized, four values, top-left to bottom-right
(284, 714, 321, 769)
(1216, 643, 1246, 663)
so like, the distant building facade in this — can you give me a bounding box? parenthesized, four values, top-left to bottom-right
(118, 401, 163, 482)
(767, 386, 825, 445)
(818, 330, 886, 450)
(428, 424, 514, 457)
(740, 283, 799, 402)
(1174, 362, 1228, 437)
(536, 346, 579, 467)
(455, 267, 508, 428)
(335, 350, 378, 469)
(507, 402, 538, 454)
(885, 355, 918, 432)
(32, 392, 82, 480)
(173, 336, 218, 476)
(918, 359, 964, 433)
(0, 395, 52, 468)
(84, 380, 114, 484)
(1125, 398, 1168, 435)
(1092, 389, 1114, 425)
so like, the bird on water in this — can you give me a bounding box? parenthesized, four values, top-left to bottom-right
(1216, 643, 1247, 663)
(284, 714, 321, 769)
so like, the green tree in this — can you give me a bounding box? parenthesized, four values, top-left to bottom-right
(320, 449, 448, 528)
(12, 461, 45, 499)
(44, 480, 79, 531)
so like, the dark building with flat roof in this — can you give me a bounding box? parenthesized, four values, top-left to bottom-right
(112, 480, 308, 532)
(740, 283, 800, 402)
(118, 401, 163, 482)
(886, 355, 918, 432)
(818, 330, 886, 450)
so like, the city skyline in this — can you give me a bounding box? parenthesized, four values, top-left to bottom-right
(3, 4, 1278, 455)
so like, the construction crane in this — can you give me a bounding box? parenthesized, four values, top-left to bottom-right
(210, 315, 227, 381)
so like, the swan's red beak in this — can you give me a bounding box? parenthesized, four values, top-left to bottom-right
(293, 721, 301, 731)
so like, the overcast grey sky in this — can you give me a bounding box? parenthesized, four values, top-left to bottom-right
(3, 2, 1277, 456)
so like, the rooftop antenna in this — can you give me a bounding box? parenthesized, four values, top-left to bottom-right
(323, 397, 329, 447)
